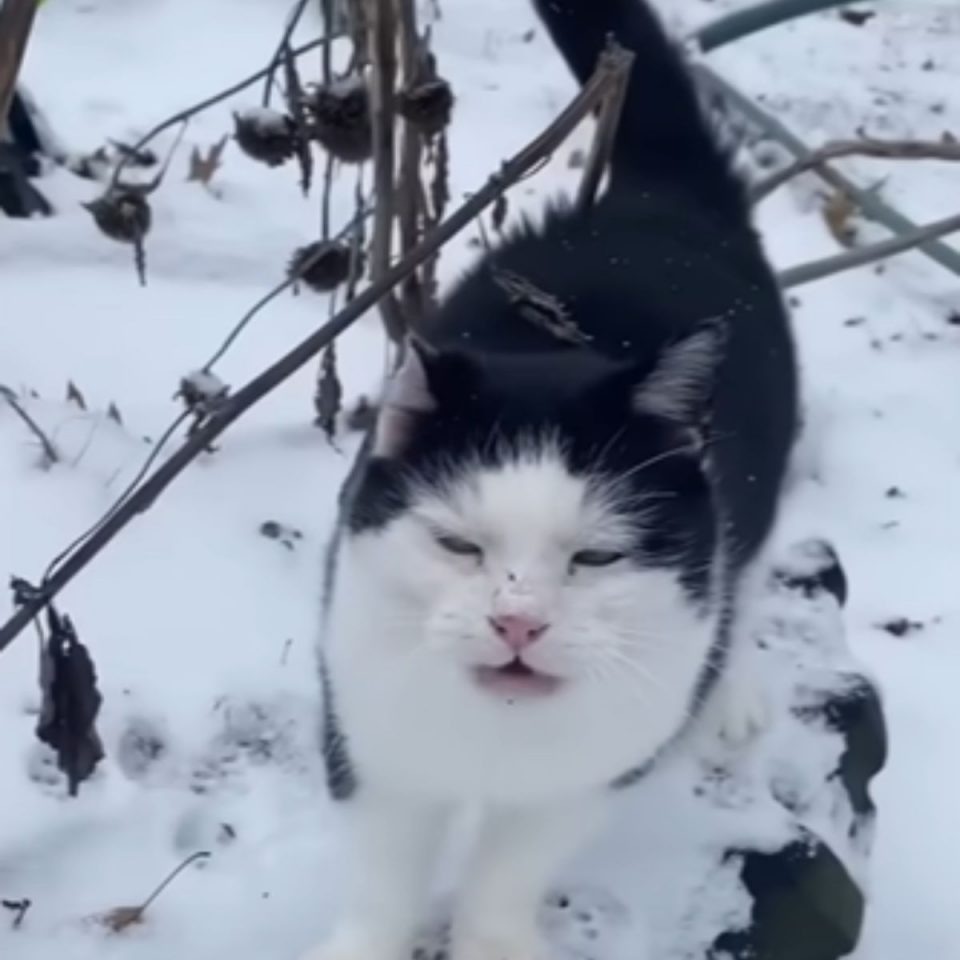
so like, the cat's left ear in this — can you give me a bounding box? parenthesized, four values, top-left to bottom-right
(371, 336, 477, 458)
(632, 317, 727, 431)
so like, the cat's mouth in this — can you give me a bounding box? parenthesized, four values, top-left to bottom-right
(472, 658, 562, 698)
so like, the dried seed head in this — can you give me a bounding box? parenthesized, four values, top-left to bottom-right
(82, 190, 152, 243)
(233, 107, 298, 167)
(305, 77, 373, 164)
(397, 78, 454, 137)
(288, 241, 363, 292)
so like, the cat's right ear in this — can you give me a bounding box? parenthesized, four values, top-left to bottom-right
(371, 337, 474, 458)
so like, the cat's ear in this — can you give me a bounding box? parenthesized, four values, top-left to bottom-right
(632, 318, 726, 428)
(371, 337, 476, 458)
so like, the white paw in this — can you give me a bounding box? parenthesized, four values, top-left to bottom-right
(714, 674, 771, 747)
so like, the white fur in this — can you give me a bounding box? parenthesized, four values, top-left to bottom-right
(304, 446, 722, 960)
(632, 322, 722, 424)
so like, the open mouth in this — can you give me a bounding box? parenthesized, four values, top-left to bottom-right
(473, 658, 562, 698)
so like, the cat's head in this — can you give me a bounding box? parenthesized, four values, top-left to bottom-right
(341, 326, 723, 704)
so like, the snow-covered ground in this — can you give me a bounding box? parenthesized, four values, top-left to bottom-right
(1, 0, 958, 958)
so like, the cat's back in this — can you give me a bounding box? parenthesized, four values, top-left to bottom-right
(426, 185, 788, 371)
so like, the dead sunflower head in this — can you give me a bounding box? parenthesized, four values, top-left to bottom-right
(288, 240, 364, 292)
(233, 107, 298, 167)
(305, 76, 373, 164)
(397, 78, 454, 137)
(82, 190, 152, 243)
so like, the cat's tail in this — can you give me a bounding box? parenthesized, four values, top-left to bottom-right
(531, 0, 746, 218)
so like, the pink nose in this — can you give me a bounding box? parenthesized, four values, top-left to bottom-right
(489, 614, 549, 652)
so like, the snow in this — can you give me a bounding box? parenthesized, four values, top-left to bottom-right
(2, 0, 959, 958)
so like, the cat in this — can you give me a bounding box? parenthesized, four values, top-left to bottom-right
(304, 2, 798, 960)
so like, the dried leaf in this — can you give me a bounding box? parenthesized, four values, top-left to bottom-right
(35, 606, 105, 797)
(314, 342, 342, 443)
(822, 190, 858, 248)
(66, 380, 87, 410)
(96, 905, 145, 933)
(187, 135, 229, 186)
(492, 269, 591, 345)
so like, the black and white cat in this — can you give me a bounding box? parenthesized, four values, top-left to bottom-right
(305, 2, 797, 960)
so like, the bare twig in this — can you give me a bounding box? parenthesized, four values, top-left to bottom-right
(108, 35, 334, 190)
(365, 0, 406, 346)
(576, 42, 634, 213)
(0, 386, 60, 466)
(694, 64, 960, 279)
(779, 209, 960, 289)
(753, 135, 960, 203)
(0, 42, 633, 654)
(262, 0, 312, 107)
(202, 204, 374, 372)
(395, 0, 427, 325)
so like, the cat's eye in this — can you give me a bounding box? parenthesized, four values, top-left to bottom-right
(571, 549, 625, 568)
(435, 533, 483, 558)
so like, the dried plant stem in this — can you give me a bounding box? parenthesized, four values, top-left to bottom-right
(0, 43, 633, 654)
(395, 0, 428, 326)
(753, 136, 960, 203)
(202, 205, 373, 371)
(0, 387, 59, 465)
(139, 851, 211, 915)
(108, 35, 334, 190)
(263, 0, 312, 107)
(779, 209, 960, 289)
(365, 0, 406, 346)
(576, 43, 634, 213)
(319, 0, 336, 240)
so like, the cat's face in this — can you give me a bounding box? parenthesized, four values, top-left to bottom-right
(341, 335, 723, 705)
(346, 442, 711, 702)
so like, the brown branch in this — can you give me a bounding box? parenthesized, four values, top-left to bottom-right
(753, 135, 960, 204)
(0, 0, 39, 130)
(576, 42, 634, 213)
(778, 209, 960, 289)
(0, 386, 59, 466)
(365, 0, 406, 346)
(0, 41, 633, 654)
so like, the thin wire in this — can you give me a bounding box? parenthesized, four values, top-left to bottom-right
(43, 412, 191, 583)
(201, 201, 375, 372)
